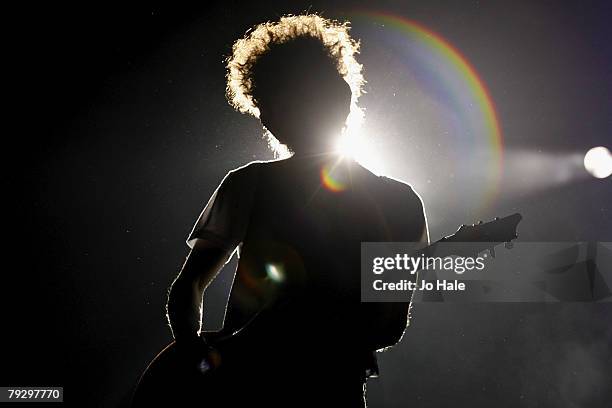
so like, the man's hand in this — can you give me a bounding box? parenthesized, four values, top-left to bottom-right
(175, 334, 220, 375)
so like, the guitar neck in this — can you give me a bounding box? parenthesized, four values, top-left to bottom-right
(411, 212, 523, 261)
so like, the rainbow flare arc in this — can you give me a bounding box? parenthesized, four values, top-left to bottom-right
(321, 164, 347, 192)
(345, 11, 504, 209)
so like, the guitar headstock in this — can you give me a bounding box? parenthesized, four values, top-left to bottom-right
(441, 213, 522, 257)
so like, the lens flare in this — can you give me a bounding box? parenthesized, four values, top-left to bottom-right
(265, 263, 285, 283)
(321, 163, 348, 192)
(342, 11, 504, 213)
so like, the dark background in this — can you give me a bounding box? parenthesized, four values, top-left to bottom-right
(5, 1, 611, 407)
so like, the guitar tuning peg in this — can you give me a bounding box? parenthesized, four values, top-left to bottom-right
(494, 217, 500, 221)
(477, 220, 483, 225)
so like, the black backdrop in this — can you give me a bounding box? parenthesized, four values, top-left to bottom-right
(5, 1, 611, 407)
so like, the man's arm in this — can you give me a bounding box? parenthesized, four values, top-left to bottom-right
(166, 246, 231, 344)
(366, 187, 429, 351)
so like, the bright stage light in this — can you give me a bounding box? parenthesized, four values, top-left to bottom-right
(335, 131, 388, 176)
(336, 111, 366, 158)
(583, 146, 612, 179)
(335, 132, 357, 158)
(335, 114, 390, 176)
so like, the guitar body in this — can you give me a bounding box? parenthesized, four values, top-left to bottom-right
(133, 341, 202, 406)
(132, 332, 247, 407)
(132, 330, 368, 407)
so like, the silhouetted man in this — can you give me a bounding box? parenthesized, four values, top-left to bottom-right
(165, 14, 428, 407)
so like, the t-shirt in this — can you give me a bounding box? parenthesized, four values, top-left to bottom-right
(186, 157, 429, 358)
(186, 163, 260, 257)
(187, 158, 428, 253)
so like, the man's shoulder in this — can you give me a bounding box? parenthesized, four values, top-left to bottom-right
(357, 168, 428, 241)
(346, 161, 423, 205)
(379, 174, 415, 191)
(229, 159, 267, 174)
(376, 174, 423, 205)
(224, 160, 268, 183)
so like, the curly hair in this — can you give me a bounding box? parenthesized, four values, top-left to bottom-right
(225, 14, 365, 122)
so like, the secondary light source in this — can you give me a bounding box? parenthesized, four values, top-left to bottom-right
(584, 146, 612, 179)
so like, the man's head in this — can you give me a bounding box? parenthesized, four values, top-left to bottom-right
(226, 14, 364, 157)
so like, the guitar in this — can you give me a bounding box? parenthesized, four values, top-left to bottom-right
(132, 213, 522, 407)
